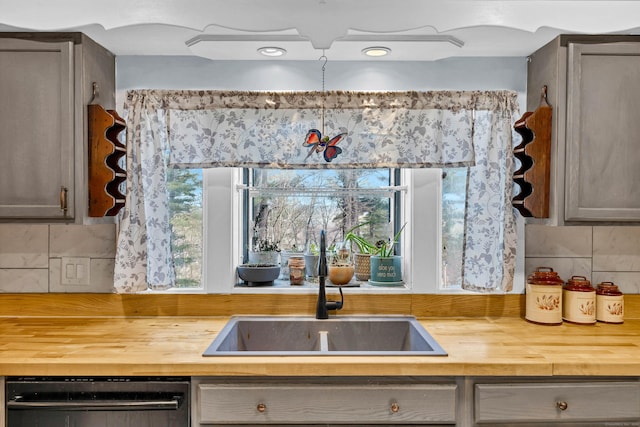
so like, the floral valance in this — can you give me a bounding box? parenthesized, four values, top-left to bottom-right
(125, 89, 519, 169)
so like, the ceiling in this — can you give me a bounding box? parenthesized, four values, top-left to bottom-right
(2, 0, 640, 61)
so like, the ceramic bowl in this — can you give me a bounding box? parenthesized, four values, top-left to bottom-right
(237, 264, 280, 286)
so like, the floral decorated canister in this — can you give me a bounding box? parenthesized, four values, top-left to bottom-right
(596, 282, 624, 324)
(562, 276, 596, 324)
(525, 267, 564, 325)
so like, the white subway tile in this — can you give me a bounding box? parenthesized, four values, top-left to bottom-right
(525, 225, 592, 257)
(50, 224, 116, 258)
(0, 224, 48, 268)
(593, 227, 640, 271)
(0, 269, 48, 292)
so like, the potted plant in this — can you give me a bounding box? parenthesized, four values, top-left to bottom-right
(279, 244, 303, 280)
(344, 222, 379, 281)
(328, 241, 355, 285)
(369, 223, 407, 284)
(304, 242, 320, 278)
(248, 238, 280, 265)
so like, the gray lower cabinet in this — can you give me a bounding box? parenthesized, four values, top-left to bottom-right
(192, 377, 640, 427)
(473, 379, 640, 426)
(527, 35, 640, 223)
(192, 377, 458, 426)
(0, 33, 115, 222)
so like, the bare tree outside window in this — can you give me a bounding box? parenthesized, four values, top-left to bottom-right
(247, 169, 395, 255)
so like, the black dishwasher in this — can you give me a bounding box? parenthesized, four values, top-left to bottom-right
(6, 377, 190, 427)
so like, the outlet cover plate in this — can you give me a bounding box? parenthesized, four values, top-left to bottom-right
(61, 257, 91, 286)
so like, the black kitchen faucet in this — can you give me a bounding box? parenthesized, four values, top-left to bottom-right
(315, 229, 344, 319)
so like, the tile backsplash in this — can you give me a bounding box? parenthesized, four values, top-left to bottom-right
(1, 223, 638, 294)
(0, 224, 116, 293)
(525, 224, 640, 294)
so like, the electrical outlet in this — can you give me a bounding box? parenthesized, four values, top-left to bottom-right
(61, 257, 91, 286)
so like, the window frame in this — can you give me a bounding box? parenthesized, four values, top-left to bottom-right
(201, 168, 438, 294)
(241, 167, 402, 264)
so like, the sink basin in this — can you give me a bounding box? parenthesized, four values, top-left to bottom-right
(203, 316, 447, 356)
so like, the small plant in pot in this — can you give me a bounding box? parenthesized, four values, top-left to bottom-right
(370, 223, 406, 285)
(304, 242, 320, 279)
(237, 263, 280, 287)
(241, 237, 281, 286)
(248, 238, 280, 265)
(328, 241, 355, 285)
(344, 221, 379, 281)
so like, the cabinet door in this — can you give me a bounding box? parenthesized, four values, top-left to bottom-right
(197, 382, 457, 425)
(475, 381, 640, 423)
(565, 42, 640, 221)
(0, 39, 74, 219)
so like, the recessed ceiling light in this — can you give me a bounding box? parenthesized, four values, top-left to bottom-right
(362, 46, 391, 57)
(257, 47, 287, 57)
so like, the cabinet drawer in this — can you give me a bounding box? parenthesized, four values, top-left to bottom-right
(475, 382, 640, 423)
(198, 383, 457, 424)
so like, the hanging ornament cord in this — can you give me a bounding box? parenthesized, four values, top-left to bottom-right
(319, 50, 327, 135)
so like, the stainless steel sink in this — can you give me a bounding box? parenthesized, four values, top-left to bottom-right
(203, 316, 447, 356)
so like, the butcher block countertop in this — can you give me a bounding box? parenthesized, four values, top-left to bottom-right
(1, 293, 640, 378)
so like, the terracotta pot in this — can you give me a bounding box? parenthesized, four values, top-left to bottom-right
(328, 264, 355, 285)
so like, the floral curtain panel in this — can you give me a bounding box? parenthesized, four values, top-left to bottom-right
(461, 109, 517, 292)
(114, 89, 519, 293)
(165, 90, 502, 169)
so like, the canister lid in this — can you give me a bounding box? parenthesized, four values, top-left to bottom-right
(564, 275, 594, 292)
(596, 281, 623, 296)
(527, 267, 564, 286)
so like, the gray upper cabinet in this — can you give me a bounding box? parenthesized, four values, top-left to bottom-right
(0, 33, 115, 222)
(527, 35, 640, 224)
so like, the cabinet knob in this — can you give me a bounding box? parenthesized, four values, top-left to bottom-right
(390, 402, 400, 413)
(556, 401, 568, 411)
(257, 403, 266, 413)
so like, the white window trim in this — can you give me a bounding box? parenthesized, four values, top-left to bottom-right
(202, 167, 524, 294)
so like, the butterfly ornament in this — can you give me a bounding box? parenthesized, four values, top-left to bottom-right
(303, 129, 346, 162)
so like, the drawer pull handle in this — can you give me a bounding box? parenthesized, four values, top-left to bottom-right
(556, 401, 568, 411)
(60, 186, 68, 215)
(257, 403, 266, 413)
(390, 402, 400, 413)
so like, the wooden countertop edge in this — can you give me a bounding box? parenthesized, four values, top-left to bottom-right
(8, 360, 640, 378)
(1, 293, 638, 319)
(0, 360, 554, 378)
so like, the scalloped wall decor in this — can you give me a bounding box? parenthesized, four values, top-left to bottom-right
(1, 1, 640, 60)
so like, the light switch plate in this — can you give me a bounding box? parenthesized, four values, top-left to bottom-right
(61, 257, 91, 286)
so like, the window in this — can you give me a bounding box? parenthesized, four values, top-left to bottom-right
(167, 168, 203, 288)
(166, 165, 520, 294)
(243, 168, 401, 261)
(441, 168, 467, 290)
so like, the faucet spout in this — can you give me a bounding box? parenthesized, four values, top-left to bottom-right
(316, 230, 329, 319)
(316, 230, 343, 319)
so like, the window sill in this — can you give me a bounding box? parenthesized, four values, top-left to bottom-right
(233, 278, 412, 294)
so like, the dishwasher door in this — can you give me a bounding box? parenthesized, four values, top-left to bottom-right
(6, 377, 190, 427)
